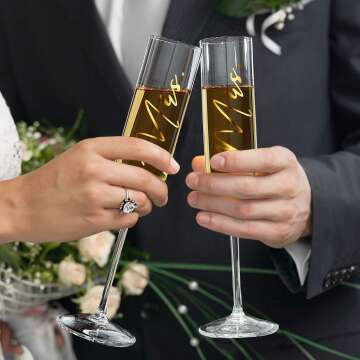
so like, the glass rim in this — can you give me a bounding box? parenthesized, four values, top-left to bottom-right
(200, 36, 252, 45)
(149, 34, 201, 51)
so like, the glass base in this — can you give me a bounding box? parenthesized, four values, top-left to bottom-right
(199, 312, 279, 339)
(57, 313, 136, 347)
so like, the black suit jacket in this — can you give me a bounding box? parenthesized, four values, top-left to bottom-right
(1, 0, 360, 359)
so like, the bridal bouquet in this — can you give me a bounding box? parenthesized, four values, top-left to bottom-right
(0, 119, 149, 319)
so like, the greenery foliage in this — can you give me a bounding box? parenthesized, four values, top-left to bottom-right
(217, 0, 301, 17)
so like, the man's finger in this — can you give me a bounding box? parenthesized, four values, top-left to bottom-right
(188, 192, 293, 222)
(186, 171, 295, 199)
(195, 211, 287, 247)
(210, 146, 296, 174)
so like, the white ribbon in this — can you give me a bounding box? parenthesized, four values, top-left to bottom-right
(246, 0, 315, 56)
(246, 13, 257, 37)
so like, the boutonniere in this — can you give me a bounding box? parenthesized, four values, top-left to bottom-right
(218, 0, 315, 55)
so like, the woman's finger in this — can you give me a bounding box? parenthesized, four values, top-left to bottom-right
(101, 210, 140, 231)
(79, 137, 180, 174)
(101, 161, 169, 207)
(101, 186, 152, 216)
(188, 192, 293, 222)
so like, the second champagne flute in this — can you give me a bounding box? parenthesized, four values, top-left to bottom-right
(58, 35, 201, 347)
(199, 36, 279, 338)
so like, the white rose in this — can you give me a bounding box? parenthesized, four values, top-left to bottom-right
(121, 263, 149, 296)
(80, 285, 121, 319)
(58, 260, 86, 286)
(78, 231, 115, 267)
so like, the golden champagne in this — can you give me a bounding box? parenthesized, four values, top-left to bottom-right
(122, 86, 190, 179)
(202, 85, 257, 173)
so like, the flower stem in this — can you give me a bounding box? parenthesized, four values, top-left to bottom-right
(148, 280, 207, 360)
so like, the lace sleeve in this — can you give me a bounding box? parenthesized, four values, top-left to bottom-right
(0, 92, 21, 181)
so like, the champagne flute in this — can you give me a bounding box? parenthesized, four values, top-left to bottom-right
(198, 36, 279, 338)
(57, 35, 201, 347)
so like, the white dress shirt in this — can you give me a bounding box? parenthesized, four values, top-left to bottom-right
(95, 0, 170, 87)
(94, 0, 311, 286)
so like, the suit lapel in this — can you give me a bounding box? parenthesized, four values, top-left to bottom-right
(55, 0, 132, 107)
(162, 0, 218, 44)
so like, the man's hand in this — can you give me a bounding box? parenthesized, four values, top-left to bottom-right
(186, 146, 312, 248)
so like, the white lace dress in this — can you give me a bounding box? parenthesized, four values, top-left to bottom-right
(0, 92, 76, 360)
(0, 93, 21, 181)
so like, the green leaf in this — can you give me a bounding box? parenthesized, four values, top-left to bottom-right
(285, 336, 316, 360)
(144, 261, 277, 275)
(153, 273, 254, 360)
(282, 331, 360, 360)
(342, 281, 360, 290)
(217, 0, 251, 17)
(64, 108, 84, 142)
(148, 280, 207, 360)
(42, 146, 56, 162)
(38, 242, 62, 261)
(0, 245, 20, 270)
(39, 242, 78, 264)
(217, 0, 300, 18)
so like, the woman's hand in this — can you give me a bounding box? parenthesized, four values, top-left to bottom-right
(0, 137, 179, 243)
(186, 147, 311, 249)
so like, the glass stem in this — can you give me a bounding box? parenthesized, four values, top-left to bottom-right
(230, 236, 244, 317)
(95, 228, 129, 319)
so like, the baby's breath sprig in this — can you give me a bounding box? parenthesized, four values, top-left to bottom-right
(16, 120, 77, 174)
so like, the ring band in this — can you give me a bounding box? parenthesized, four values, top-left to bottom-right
(120, 188, 138, 214)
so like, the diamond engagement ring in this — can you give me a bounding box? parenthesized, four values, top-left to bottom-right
(120, 188, 138, 214)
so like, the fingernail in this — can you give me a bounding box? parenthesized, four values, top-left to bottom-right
(211, 155, 225, 169)
(170, 158, 180, 173)
(186, 173, 199, 188)
(187, 192, 198, 207)
(197, 212, 210, 225)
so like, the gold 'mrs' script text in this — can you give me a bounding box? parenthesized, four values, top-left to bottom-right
(202, 66, 257, 173)
(122, 75, 190, 179)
